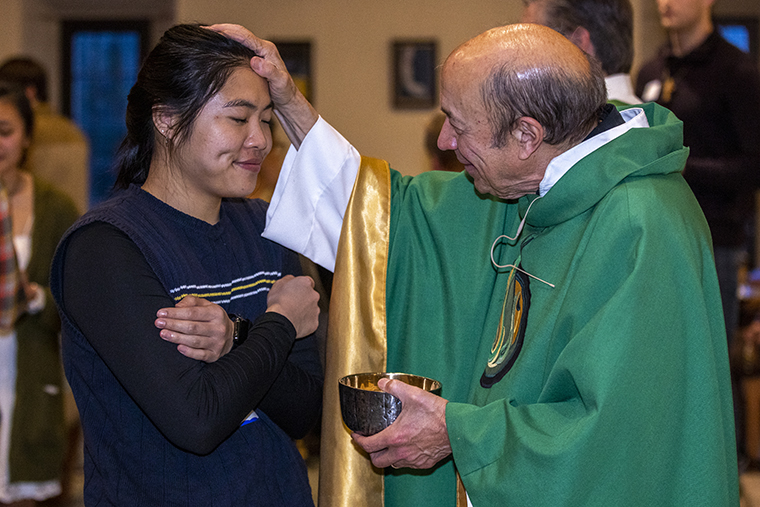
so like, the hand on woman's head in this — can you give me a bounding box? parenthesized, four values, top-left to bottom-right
(206, 24, 299, 110)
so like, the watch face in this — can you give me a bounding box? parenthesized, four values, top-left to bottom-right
(232, 316, 250, 346)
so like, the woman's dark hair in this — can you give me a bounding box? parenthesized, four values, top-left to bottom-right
(0, 81, 34, 138)
(0, 58, 49, 103)
(113, 24, 257, 189)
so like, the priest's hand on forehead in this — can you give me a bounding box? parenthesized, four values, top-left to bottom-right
(206, 24, 297, 112)
(207, 23, 318, 148)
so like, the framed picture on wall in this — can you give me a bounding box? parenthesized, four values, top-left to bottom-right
(271, 40, 313, 102)
(392, 40, 437, 109)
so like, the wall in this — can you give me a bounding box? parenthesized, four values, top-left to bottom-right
(176, 0, 525, 175)
(0, 0, 757, 177)
(0, 0, 174, 111)
(0, 0, 24, 61)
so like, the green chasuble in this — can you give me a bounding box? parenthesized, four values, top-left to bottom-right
(608, 99, 631, 107)
(375, 103, 738, 506)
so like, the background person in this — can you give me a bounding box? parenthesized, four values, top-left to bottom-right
(521, 0, 641, 105)
(0, 83, 79, 507)
(0, 58, 89, 504)
(0, 58, 90, 214)
(636, 0, 760, 470)
(636, 0, 760, 348)
(0, 186, 19, 333)
(50, 25, 322, 506)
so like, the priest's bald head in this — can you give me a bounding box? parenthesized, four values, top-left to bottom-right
(437, 23, 606, 200)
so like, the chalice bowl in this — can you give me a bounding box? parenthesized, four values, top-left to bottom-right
(338, 372, 442, 436)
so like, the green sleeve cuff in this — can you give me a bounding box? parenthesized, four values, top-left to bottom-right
(446, 401, 501, 478)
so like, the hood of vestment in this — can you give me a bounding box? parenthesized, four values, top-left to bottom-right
(521, 102, 689, 228)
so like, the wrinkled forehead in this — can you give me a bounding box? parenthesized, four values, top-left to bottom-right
(440, 54, 486, 107)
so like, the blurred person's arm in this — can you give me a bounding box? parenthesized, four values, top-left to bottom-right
(0, 188, 19, 331)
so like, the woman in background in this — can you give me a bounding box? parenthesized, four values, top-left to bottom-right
(0, 83, 79, 506)
(50, 25, 322, 506)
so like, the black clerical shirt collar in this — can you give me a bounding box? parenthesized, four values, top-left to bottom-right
(583, 103, 625, 142)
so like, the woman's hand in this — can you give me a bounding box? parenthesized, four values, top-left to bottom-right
(206, 24, 318, 148)
(155, 274, 320, 360)
(19, 270, 44, 315)
(266, 274, 320, 338)
(155, 296, 234, 362)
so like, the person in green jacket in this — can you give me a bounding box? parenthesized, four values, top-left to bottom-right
(0, 82, 79, 505)
(162, 23, 738, 506)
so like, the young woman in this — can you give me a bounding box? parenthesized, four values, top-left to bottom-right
(50, 25, 322, 506)
(0, 83, 79, 505)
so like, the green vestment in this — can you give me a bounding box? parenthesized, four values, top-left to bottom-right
(378, 103, 738, 506)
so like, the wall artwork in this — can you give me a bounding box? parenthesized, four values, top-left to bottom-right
(392, 40, 437, 109)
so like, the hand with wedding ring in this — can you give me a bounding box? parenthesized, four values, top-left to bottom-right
(352, 377, 452, 470)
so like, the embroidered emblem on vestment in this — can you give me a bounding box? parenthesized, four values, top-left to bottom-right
(481, 268, 530, 387)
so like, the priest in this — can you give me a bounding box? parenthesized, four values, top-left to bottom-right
(180, 22, 738, 507)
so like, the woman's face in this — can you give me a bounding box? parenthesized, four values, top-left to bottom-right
(170, 65, 273, 202)
(0, 98, 30, 177)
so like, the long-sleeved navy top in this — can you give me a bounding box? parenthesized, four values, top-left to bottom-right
(51, 186, 321, 506)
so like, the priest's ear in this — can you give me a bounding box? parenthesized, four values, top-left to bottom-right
(511, 117, 544, 161)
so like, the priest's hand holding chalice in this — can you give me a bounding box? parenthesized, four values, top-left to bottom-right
(339, 372, 450, 469)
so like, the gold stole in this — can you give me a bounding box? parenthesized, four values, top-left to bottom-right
(318, 156, 391, 507)
(317, 156, 467, 507)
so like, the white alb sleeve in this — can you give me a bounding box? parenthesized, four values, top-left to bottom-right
(263, 116, 361, 272)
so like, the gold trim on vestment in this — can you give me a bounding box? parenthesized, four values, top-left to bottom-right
(317, 156, 391, 507)
(456, 471, 467, 507)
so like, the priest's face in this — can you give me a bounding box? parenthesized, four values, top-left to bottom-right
(437, 58, 543, 200)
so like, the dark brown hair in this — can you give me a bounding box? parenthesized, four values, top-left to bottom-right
(113, 24, 257, 189)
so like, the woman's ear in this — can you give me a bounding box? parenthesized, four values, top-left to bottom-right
(152, 107, 175, 142)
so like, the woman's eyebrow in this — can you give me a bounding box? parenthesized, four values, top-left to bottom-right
(223, 99, 275, 111)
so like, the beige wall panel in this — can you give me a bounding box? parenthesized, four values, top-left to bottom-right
(177, 0, 524, 176)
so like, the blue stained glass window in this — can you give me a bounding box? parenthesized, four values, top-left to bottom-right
(70, 31, 141, 206)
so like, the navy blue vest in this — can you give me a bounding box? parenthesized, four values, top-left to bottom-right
(51, 186, 313, 506)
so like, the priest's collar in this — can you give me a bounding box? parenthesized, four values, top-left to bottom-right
(583, 104, 625, 142)
(538, 105, 649, 196)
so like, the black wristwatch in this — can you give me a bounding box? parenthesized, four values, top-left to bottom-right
(228, 313, 251, 348)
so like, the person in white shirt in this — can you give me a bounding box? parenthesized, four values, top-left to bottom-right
(521, 0, 642, 105)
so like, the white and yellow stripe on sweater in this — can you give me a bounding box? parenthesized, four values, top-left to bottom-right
(169, 270, 281, 304)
